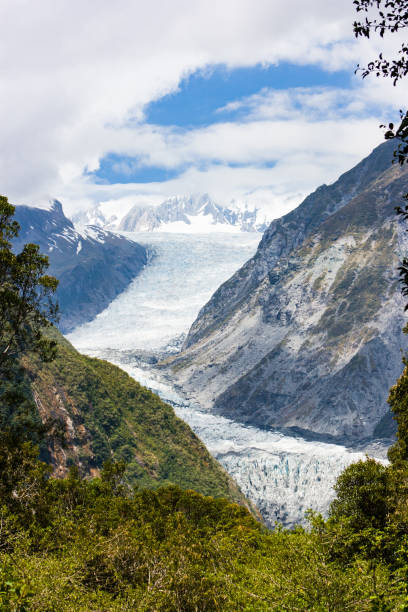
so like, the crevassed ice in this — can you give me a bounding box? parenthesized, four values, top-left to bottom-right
(83, 352, 375, 528)
(176, 405, 367, 527)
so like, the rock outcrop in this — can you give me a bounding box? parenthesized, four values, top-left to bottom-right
(15, 328, 248, 507)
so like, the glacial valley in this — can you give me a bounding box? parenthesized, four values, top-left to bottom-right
(67, 230, 388, 527)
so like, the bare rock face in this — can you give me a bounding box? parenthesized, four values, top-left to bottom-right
(165, 141, 408, 443)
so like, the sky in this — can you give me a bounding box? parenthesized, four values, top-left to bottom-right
(1, 0, 407, 220)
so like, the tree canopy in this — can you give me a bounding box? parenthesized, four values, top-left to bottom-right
(354, 0, 408, 84)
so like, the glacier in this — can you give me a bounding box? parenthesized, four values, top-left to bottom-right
(75, 349, 381, 527)
(68, 232, 261, 351)
(67, 231, 388, 527)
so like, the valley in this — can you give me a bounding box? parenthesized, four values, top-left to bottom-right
(15, 143, 403, 528)
(67, 230, 387, 527)
(4, 2, 408, 606)
(67, 231, 261, 352)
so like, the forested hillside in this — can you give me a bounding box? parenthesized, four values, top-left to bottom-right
(3, 376, 408, 610)
(13, 327, 245, 503)
(3, 188, 408, 609)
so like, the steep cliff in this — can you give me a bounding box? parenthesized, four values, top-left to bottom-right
(164, 141, 408, 442)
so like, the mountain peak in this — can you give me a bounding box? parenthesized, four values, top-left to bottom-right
(118, 194, 270, 233)
(49, 199, 64, 215)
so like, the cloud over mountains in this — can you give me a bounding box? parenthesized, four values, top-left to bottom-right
(1, 0, 407, 219)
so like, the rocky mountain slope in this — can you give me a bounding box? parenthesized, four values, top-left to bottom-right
(164, 141, 408, 443)
(13, 200, 147, 332)
(18, 328, 246, 504)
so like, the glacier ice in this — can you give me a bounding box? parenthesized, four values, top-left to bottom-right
(68, 231, 388, 527)
(78, 350, 381, 528)
(67, 232, 260, 351)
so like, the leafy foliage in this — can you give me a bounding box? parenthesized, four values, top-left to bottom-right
(353, 1, 408, 311)
(0, 449, 403, 611)
(388, 359, 408, 464)
(20, 327, 247, 503)
(354, 0, 408, 84)
(0, 195, 58, 372)
(329, 458, 389, 530)
(1, 195, 407, 608)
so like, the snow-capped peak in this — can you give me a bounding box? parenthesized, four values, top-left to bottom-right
(119, 194, 271, 233)
(71, 194, 273, 234)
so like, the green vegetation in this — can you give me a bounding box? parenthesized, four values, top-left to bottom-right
(4, 6, 408, 599)
(3, 427, 408, 610)
(0, 195, 58, 372)
(0, 451, 407, 611)
(0, 194, 246, 505)
(21, 327, 245, 502)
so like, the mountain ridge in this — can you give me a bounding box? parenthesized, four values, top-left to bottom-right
(183, 140, 397, 348)
(13, 200, 148, 332)
(73, 194, 270, 233)
(19, 327, 249, 506)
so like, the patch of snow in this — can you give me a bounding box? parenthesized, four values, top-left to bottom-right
(81, 226, 107, 244)
(25, 199, 59, 212)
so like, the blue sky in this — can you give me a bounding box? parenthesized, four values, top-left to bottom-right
(1, 0, 406, 217)
(92, 63, 355, 185)
(144, 63, 352, 128)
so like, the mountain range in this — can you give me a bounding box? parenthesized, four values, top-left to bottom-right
(73, 194, 270, 233)
(163, 140, 408, 444)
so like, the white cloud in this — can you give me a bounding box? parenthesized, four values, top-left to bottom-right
(58, 116, 382, 219)
(218, 75, 408, 121)
(0, 0, 406, 220)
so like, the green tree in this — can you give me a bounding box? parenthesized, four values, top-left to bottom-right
(387, 358, 408, 463)
(0, 195, 59, 448)
(352, 2, 408, 466)
(353, 1, 408, 86)
(0, 195, 59, 372)
(329, 458, 390, 530)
